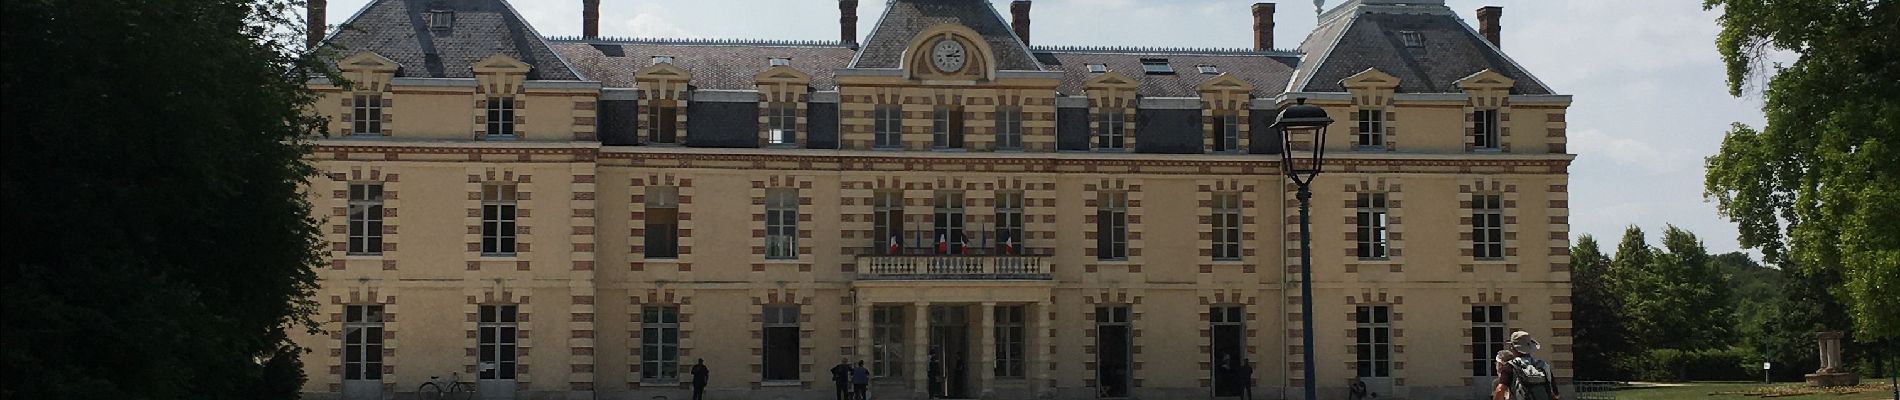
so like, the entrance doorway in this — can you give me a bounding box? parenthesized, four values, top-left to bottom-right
(929, 305, 970, 398)
(1211, 306, 1246, 397)
(1095, 305, 1132, 398)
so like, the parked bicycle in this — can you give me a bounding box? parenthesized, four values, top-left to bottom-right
(418, 372, 474, 400)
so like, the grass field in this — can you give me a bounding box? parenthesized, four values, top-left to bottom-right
(1596, 381, 1896, 400)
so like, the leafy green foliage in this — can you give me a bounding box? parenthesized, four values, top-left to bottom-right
(1582, 227, 1739, 380)
(1, 0, 328, 398)
(1703, 0, 1900, 341)
(1572, 235, 1638, 379)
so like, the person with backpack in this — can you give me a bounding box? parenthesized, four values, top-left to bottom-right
(1494, 331, 1561, 400)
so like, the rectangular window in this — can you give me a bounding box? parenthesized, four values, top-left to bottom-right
(1096, 191, 1128, 260)
(1355, 305, 1392, 378)
(347, 183, 385, 255)
(875, 105, 903, 148)
(644, 186, 679, 258)
(874, 190, 905, 255)
(351, 94, 382, 136)
(1213, 112, 1241, 153)
(1212, 192, 1241, 260)
(765, 188, 799, 259)
(1096, 111, 1125, 150)
(486, 96, 516, 138)
(1140, 58, 1173, 74)
(342, 305, 384, 380)
(648, 101, 678, 144)
(995, 106, 1023, 150)
(933, 191, 965, 254)
(478, 305, 519, 380)
(1474, 109, 1500, 150)
(768, 103, 798, 146)
(480, 183, 518, 256)
(1356, 192, 1389, 259)
(641, 305, 681, 382)
(1358, 109, 1385, 147)
(1472, 193, 1504, 259)
(993, 305, 1027, 379)
(872, 306, 906, 378)
(933, 106, 965, 149)
(1086, 63, 1109, 73)
(1472, 305, 1507, 377)
(994, 191, 1025, 255)
(762, 305, 801, 381)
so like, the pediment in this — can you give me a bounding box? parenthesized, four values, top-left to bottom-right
(1084, 71, 1139, 89)
(1342, 68, 1400, 89)
(472, 54, 531, 74)
(337, 51, 400, 72)
(636, 62, 692, 81)
(754, 65, 812, 85)
(900, 24, 997, 82)
(1196, 73, 1254, 93)
(1455, 69, 1516, 90)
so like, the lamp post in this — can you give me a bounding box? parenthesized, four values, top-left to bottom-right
(1274, 98, 1333, 400)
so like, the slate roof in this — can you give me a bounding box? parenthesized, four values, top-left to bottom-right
(321, 0, 580, 80)
(1291, 0, 1553, 94)
(548, 40, 858, 90)
(851, 0, 1042, 71)
(1035, 48, 1300, 98)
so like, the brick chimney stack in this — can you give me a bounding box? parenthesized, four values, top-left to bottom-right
(1477, 6, 1502, 48)
(1252, 3, 1275, 50)
(583, 0, 600, 38)
(841, 0, 859, 46)
(307, 0, 326, 48)
(1011, 1, 1032, 46)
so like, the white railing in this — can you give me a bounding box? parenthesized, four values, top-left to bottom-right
(856, 255, 1050, 278)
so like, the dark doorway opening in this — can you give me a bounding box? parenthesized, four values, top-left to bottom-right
(930, 305, 970, 398)
(1212, 305, 1246, 397)
(1096, 305, 1132, 398)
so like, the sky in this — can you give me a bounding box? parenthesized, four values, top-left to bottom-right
(323, 0, 1772, 255)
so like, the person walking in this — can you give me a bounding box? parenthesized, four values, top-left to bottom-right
(852, 360, 872, 400)
(1239, 358, 1256, 400)
(832, 357, 854, 400)
(691, 358, 710, 400)
(1494, 331, 1560, 400)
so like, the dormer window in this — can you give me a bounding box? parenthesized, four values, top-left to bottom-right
(1197, 64, 1219, 75)
(1400, 31, 1423, 48)
(651, 55, 674, 65)
(427, 10, 454, 32)
(1140, 59, 1173, 74)
(769, 57, 791, 67)
(1086, 63, 1108, 73)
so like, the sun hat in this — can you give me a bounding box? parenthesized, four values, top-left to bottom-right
(1509, 331, 1541, 354)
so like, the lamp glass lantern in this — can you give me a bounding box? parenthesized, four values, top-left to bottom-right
(1274, 98, 1334, 183)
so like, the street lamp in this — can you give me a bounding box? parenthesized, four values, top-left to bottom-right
(1274, 97, 1332, 400)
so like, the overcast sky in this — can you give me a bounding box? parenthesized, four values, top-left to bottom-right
(324, 0, 1770, 255)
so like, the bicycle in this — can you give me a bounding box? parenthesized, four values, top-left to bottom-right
(418, 372, 475, 400)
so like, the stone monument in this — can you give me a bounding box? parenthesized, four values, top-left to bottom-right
(1803, 331, 1859, 387)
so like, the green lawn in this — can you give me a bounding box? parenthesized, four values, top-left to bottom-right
(1600, 381, 1895, 400)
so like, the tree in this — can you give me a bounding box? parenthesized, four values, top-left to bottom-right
(1650, 227, 1737, 357)
(1, 0, 327, 398)
(1702, 0, 1900, 340)
(1611, 226, 1662, 344)
(1571, 235, 1636, 380)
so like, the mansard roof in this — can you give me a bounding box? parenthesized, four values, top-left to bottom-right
(850, 0, 1043, 71)
(1291, 0, 1552, 95)
(320, 0, 580, 80)
(1035, 47, 1299, 98)
(549, 38, 858, 90)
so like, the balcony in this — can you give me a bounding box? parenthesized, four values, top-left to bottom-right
(854, 254, 1052, 280)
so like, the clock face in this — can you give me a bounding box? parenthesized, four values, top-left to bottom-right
(931, 39, 967, 73)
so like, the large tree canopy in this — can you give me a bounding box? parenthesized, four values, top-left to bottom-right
(1, 0, 327, 398)
(1703, 0, 1900, 340)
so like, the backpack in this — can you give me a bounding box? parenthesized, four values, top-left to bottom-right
(1507, 355, 1553, 400)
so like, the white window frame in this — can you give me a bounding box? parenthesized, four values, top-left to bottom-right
(1472, 305, 1507, 377)
(768, 103, 798, 147)
(644, 186, 679, 258)
(1213, 192, 1241, 260)
(480, 183, 517, 256)
(1358, 108, 1385, 148)
(1356, 192, 1390, 259)
(993, 305, 1027, 379)
(872, 306, 906, 378)
(932, 106, 964, 149)
(1096, 110, 1125, 150)
(994, 191, 1025, 255)
(1473, 193, 1504, 259)
(874, 190, 904, 255)
(351, 93, 383, 136)
(1097, 191, 1128, 260)
(765, 188, 799, 259)
(648, 100, 679, 144)
(933, 191, 966, 254)
(995, 105, 1023, 150)
(874, 105, 903, 149)
(485, 96, 516, 139)
(1474, 109, 1501, 150)
(1214, 112, 1240, 153)
(347, 183, 385, 255)
(343, 304, 385, 381)
(478, 304, 519, 380)
(1355, 305, 1392, 378)
(642, 305, 681, 382)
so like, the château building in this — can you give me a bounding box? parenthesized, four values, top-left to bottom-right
(295, 0, 1575, 399)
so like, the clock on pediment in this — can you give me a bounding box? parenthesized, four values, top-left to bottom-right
(931, 39, 967, 73)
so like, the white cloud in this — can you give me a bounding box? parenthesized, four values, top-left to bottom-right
(622, 13, 693, 38)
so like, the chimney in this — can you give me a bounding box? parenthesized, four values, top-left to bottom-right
(1252, 3, 1276, 50)
(1011, 1, 1032, 46)
(582, 0, 600, 39)
(841, 0, 859, 46)
(307, 0, 326, 48)
(1476, 6, 1502, 48)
